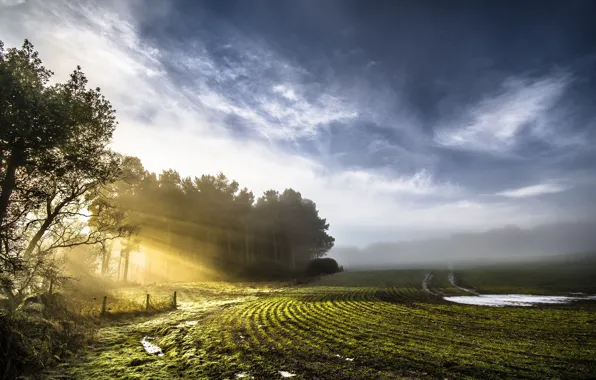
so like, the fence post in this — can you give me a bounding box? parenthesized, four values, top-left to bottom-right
(101, 296, 107, 315)
(173, 291, 177, 309)
(146, 294, 150, 310)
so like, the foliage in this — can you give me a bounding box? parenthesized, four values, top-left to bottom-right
(305, 258, 342, 276)
(0, 40, 132, 307)
(102, 165, 335, 281)
(0, 295, 88, 380)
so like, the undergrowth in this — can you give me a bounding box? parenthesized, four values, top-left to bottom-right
(0, 283, 176, 379)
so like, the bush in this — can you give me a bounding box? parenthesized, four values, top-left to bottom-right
(306, 258, 342, 276)
(0, 294, 90, 379)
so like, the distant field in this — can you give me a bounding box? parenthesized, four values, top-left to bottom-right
(456, 257, 596, 295)
(63, 265, 596, 380)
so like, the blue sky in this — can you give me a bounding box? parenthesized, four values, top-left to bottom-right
(2, 0, 596, 246)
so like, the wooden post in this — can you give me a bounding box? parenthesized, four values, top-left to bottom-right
(101, 296, 107, 315)
(48, 279, 53, 295)
(173, 291, 177, 308)
(146, 294, 150, 310)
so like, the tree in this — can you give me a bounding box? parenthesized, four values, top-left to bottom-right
(0, 40, 126, 307)
(234, 188, 255, 265)
(0, 40, 116, 232)
(87, 156, 144, 277)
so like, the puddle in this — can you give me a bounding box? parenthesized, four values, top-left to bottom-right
(335, 354, 354, 362)
(279, 371, 296, 377)
(141, 336, 164, 356)
(444, 294, 596, 307)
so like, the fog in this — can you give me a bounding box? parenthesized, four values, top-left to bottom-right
(328, 220, 596, 269)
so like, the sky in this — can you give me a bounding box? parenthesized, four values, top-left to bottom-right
(2, 0, 596, 246)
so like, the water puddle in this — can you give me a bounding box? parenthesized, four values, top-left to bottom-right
(279, 371, 296, 377)
(141, 336, 164, 356)
(335, 354, 355, 362)
(444, 294, 596, 307)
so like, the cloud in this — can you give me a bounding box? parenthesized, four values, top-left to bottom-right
(0, 0, 26, 7)
(272, 84, 298, 101)
(496, 182, 569, 198)
(336, 169, 459, 196)
(1, 0, 588, 246)
(165, 32, 358, 141)
(436, 73, 571, 153)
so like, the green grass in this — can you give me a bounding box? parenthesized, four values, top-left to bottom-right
(52, 267, 596, 380)
(455, 259, 596, 295)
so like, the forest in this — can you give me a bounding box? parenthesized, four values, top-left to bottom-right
(0, 40, 335, 310)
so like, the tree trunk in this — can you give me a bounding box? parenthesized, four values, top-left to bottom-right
(0, 146, 24, 229)
(227, 230, 232, 258)
(244, 223, 250, 265)
(101, 241, 113, 277)
(289, 244, 295, 269)
(117, 253, 122, 282)
(122, 250, 130, 282)
(272, 233, 278, 261)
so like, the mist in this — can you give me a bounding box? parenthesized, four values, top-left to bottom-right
(329, 219, 596, 269)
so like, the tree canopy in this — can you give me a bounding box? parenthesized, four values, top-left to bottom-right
(99, 160, 335, 282)
(0, 40, 130, 305)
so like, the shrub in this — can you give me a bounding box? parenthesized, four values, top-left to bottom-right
(0, 294, 89, 379)
(306, 258, 342, 276)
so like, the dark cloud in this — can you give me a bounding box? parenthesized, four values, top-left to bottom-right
(3, 0, 594, 245)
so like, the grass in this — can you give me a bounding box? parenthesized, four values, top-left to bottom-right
(49, 265, 596, 380)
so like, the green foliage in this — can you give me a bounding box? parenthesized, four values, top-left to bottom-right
(0, 295, 88, 379)
(306, 258, 342, 276)
(0, 39, 130, 304)
(104, 165, 335, 281)
(455, 256, 596, 295)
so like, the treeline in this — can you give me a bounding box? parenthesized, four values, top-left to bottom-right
(97, 159, 335, 282)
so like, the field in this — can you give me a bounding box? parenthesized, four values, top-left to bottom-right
(52, 265, 596, 380)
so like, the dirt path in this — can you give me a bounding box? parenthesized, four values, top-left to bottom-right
(45, 289, 258, 380)
(447, 272, 478, 295)
(422, 273, 438, 295)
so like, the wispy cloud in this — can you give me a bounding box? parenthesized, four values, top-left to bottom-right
(167, 32, 358, 141)
(0, 0, 26, 7)
(496, 183, 568, 198)
(436, 73, 571, 153)
(336, 169, 459, 196)
(1, 0, 589, 246)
